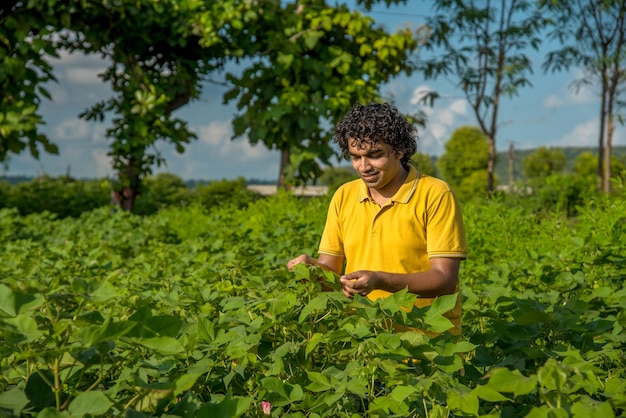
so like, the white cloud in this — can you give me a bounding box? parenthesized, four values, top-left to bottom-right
(543, 68, 598, 108)
(551, 117, 626, 149)
(198, 120, 231, 146)
(51, 50, 109, 74)
(43, 51, 111, 105)
(66, 67, 103, 85)
(407, 85, 470, 155)
(552, 118, 598, 147)
(52, 118, 91, 141)
(196, 120, 272, 161)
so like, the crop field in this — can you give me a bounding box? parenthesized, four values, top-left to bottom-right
(0, 192, 625, 417)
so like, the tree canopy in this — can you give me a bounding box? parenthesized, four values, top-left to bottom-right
(522, 146, 566, 179)
(0, 0, 418, 209)
(225, 1, 417, 187)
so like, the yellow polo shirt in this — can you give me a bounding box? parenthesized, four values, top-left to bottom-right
(318, 166, 467, 334)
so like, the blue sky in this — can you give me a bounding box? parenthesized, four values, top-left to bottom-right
(3, 1, 623, 182)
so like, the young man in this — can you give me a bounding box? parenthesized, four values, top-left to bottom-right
(287, 102, 467, 335)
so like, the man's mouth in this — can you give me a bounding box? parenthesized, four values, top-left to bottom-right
(361, 172, 378, 181)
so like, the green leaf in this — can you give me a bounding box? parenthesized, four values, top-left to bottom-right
(305, 332, 324, 357)
(303, 30, 324, 49)
(389, 385, 417, 402)
(571, 399, 615, 418)
(197, 316, 215, 342)
(299, 294, 328, 323)
(526, 405, 569, 418)
(470, 385, 511, 402)
(137, 336, 185, 355)
(68, 391, 113, 416)
(447, 389, 479, 415)
(89, 280, 119, 302)
(80, 318, 137, 346)
(305, 371, 332, 392)
(261, 377, 304, 406)
(0, 284, 42, 317)
(485, 368, 538, 396)
(145, 314, 183, 337)
(277, 52, 294, 68)
(0, 387, 29, 416)
(37, 408, 71, 418)
(425, 293, 458, 319)
(3, 314, 43, 342)
(197, 393, 253, 418)
(537, 360, 568, 391)
(174, 373, 201, 396)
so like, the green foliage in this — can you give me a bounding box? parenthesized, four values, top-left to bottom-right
(410, 152, 438, 177)
(0, 176, 110, 218)
(530, 173, 597, 217)
(0, 3, 60, 161)
(437, 126, 491, 201)
(132, 173, 191, 215)
(573, 151, 598, 177)
(190, 177, 259, 210)
(0, 174, 261, 218)
(456, 169, 490, 203)
(523, 146, 567, 179)
(574, 151, 626, 179)
(438, 126, 489, 185)
(317, 165, 358, 194)
(1, 191, 625, 416)
(225, 1, 417, 185)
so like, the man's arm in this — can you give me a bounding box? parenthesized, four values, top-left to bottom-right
(339, 257, 461, 299)
(287, 253, 344, 275)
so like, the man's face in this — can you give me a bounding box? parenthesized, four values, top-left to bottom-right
(348, 139, 405, 193)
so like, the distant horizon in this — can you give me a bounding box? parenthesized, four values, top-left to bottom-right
(3, 144, 624, 184)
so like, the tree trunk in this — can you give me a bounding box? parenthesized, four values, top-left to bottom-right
(115, 156, 141, 212)
(605, 114, 614, 193)
(277, 148, 290, 190)
(487, 135, 496, 193)
(597, 84, 607, 192)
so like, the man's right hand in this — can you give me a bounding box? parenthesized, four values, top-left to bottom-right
(287, 254, 316, 270)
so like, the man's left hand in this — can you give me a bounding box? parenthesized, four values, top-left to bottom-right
(340, 270, 379, 298)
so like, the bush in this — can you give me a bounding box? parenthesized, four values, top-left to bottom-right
(190, 177, 260, 209)
(133, 173, 191, 215)
(2, 176, 110, 218)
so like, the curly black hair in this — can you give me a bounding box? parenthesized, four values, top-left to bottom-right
(333, 102, 417, 167)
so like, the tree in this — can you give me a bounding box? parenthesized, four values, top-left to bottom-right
(1, 0, 272, 211)
(522, 146, 566, 179)
(318, 165, 358, 193)
(411, 152, 438, 177)
(0, 1, 61, 161)
(2, 0, 417, 209)
(66, 0, 250, 211)
(574, 150, 626, 181)
(417, 0, 549, 193)
(437, 126, 489, 185)
(224, 0, 417, 187)
(542, 0, 626, 193)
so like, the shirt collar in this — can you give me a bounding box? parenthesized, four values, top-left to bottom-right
(358, 166, 419, 204)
